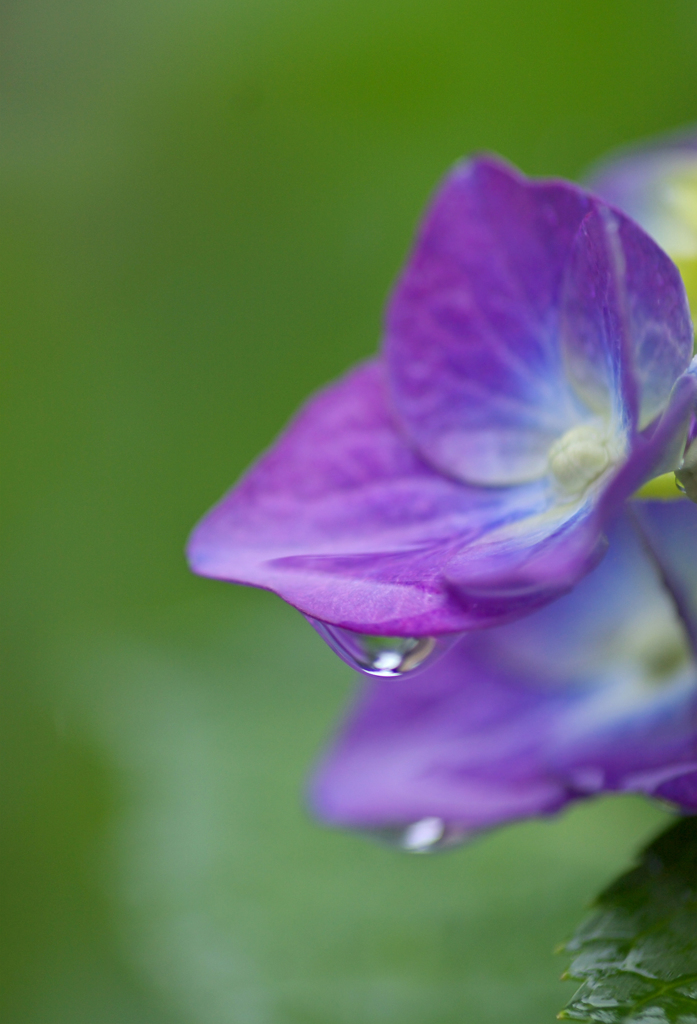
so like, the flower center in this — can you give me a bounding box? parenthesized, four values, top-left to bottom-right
(547, 423, 617, 499)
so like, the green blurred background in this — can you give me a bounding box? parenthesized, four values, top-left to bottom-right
(3, 1, 697, 1020)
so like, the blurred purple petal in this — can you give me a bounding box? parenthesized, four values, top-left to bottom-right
(631, 497, 697, 650)
(311, 513, 697, 835)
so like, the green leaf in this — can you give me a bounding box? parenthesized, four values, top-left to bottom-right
(559, 816, 697, 1023)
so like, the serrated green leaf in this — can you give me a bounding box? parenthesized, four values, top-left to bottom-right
(559, 816, 697, 1023)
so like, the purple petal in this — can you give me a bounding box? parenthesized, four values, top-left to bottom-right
(617, 212, 694, 426)
(187, 360, 550, 635)
(560, 205, 692, 432)
(631, 497, 697, 653)
(386, 154, 691, 488)
(444, 364, 697, 609)
(599, 363, 697, 501)
(587, 127, 697, 261)
(471, 511, 687, 677)
(444, 503, 609, 617)
(311, 514, 697, 833)
(385, 156, 592, 485)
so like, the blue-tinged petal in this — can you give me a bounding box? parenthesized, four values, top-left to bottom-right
(385, 156, 592, 485)
(560, 205, 692, 432)
(587, 127, 697, 306)
(482, 512, 691, 690)
(443, 498, 608, 615)
(187, 360, 551, 636)
(385, 154, 691, 495)
(600, 361, 697, 495)
(310, 514, 697, 834)
(444, 364, 697, 611)
(631, 497, 697, 652)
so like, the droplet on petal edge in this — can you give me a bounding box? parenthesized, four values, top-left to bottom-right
(305, 617, 457, 677)
(364, 817, 472, 854)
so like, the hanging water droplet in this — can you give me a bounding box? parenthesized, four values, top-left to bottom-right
(364, 817, 471, 854)
(305, 617, 456, 677)
(403, 817, 447, 851)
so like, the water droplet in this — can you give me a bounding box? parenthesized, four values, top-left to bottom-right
(306, 618, 456, 677)
(365, 817, 471, 854)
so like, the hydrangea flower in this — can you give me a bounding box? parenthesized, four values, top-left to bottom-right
(310, 501, 697, 849)
(188, 156, 697, 663)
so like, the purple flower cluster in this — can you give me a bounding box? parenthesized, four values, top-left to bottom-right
(188, 146, 697, 848)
